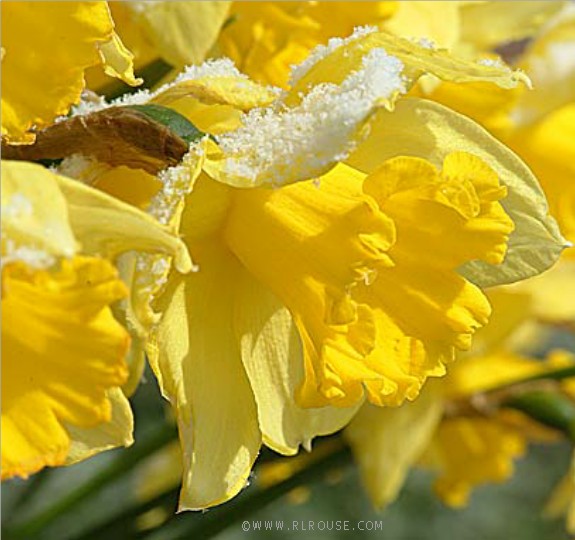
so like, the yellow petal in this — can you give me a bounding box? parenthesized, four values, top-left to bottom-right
(114, 253, 148, 396)
(203, 49, 407, 188)
(307, 2, 397, 43)
(471, 287, 533, 355)
(135, 441, 183, 503)
(85, 165, 163, 211)
(234, 269, 360, 455)
(216, 2, 320, 88)
(345, 385, 442, 508)
(152, 71, 277, 134)
(128, 1, 231, 68)
(147, 242, 261, 510)
(0, 2, 137, 142)
(154, 73, 278, 112)
(1, 160, 76, 262)
(347, 98, 567, 286)
(129, 145, 206, 336)
(97, 31, 142, 87)
(286, 29, 529, 105)
(1, 256, 129, 479)
(444, 353, 555, 400)
(210, 30, 528, 189)
(84, 1, 157, 91)
(544, 450, 575, 534)
(65, 388, 134, 465)
(425, 78, 520, 138)
(54, 173, 192, 273)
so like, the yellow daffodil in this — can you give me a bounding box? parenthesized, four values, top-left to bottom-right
(97, 1, 397, 90)
(71, 31, 564, 510)
(1, 1, 140, 143)
(396, 20, 575, 506)
(1, 160, 192, 479)
(345, 276, 575, 510)
(420, 351, 571, 508)
(214, 1, 567, 88)
(346, 345, 574, 509)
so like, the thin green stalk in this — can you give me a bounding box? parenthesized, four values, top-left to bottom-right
(9, 423, 177, 539)
(68, 441, 348, 540)
(484, 365, 575, 395)
(503, 390, 575, 441)
(69, 487, 179, 540)
(4, 468, 51, 525)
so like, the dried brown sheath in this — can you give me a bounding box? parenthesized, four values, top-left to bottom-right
(2, 107, 189, 174)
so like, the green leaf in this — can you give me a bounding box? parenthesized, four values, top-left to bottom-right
(504, 390, 575, 440)
(126, 104, 205, 145)
(8, 423, 177, 539)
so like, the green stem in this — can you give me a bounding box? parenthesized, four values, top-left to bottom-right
(140, 444, 353, 540)
(9, 423, 177, 539)
(485, 365, 575, 395)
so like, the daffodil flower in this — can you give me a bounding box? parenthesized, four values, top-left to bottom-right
(346, 306, 575, 509)
(1, 1, 140, 143)
(1, 160, 192, 479)
(74, 31, 565, 509)
(215, 1, 568, 88)
(342, 233, 572, 510)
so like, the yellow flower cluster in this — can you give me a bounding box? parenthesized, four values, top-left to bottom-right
(1, 1, 574, 531)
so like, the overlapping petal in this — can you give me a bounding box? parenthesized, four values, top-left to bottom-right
(65, 388, 134, 465)
(2, 161, 77, 263)
(234, 272, 360, 455)
(459, 0, 566, 51)
(345, 385, 442, 508)
(506, 104, 575, 253)
(1, 257, 129, 479)
(511, 3, 575, 126)
(1, 158, 194, 477)
(147, 242, 261, 510)
(131, 1, 231, 68)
